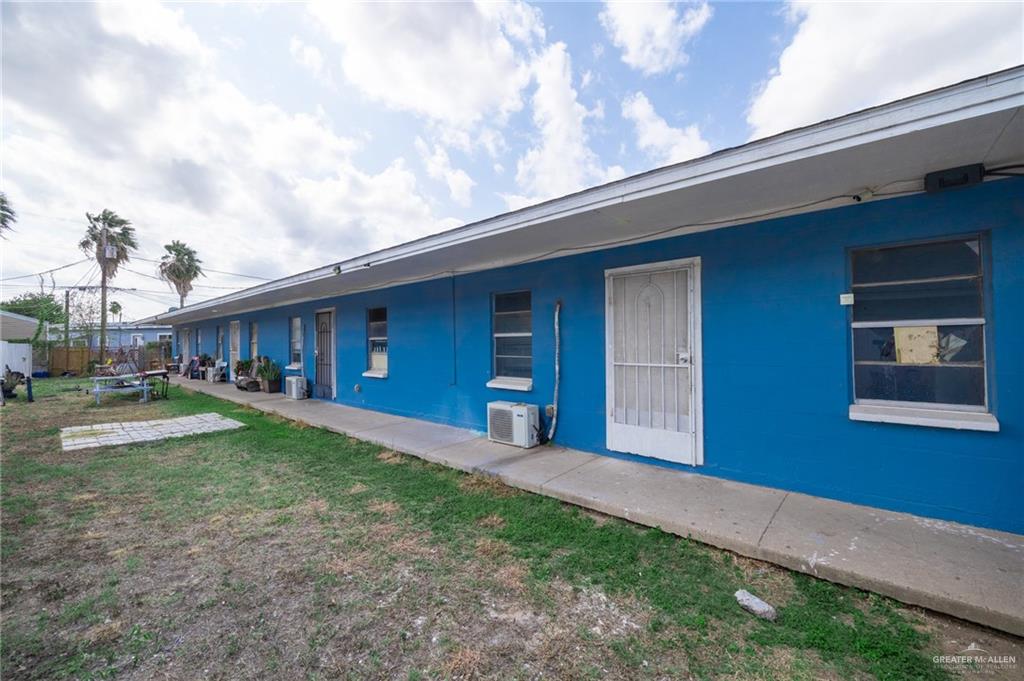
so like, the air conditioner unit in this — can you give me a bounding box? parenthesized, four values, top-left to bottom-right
(487, 401, 539, 448)
(285, 375, 307, 400)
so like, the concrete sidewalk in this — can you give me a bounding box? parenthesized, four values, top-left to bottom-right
(173, 377, 1024, 635)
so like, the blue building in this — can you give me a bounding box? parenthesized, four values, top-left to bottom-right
(144, 69, 1024, 535)
(50, 323, 173, 349)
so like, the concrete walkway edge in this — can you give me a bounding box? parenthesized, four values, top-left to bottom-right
(173, 378, 1024, 636)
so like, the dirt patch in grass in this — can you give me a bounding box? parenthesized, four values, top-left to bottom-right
(367, 499, 401, 515)
(458, 473, 521, 498)
(376, 449, 405, 465)
(476, 513, 506, 529)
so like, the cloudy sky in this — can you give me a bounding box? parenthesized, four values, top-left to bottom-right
(2, 1, 1021, 320)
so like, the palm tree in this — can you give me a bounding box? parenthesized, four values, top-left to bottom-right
(0, 192, 16, 238)
(158, 240, 204, 308)
(79, 210, 138, 362)
(109, 301, 123, 323)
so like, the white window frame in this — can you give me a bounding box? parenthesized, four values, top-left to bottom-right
(287, 317, 302, 369)
(157, 333, 172, 343)
(249, 321, 259, 359)
(131, 333, 145, 347)
(487, 290, 532, 392)
(363, 307, 388, 379)
(847, 236, 998, 432)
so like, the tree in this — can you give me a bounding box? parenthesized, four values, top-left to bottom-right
(0, 292, 66, 342)
(79, 210, 138, 362)
(158, 240, 203, 308)
(109, 301, 123, 323)
(0, 192, 16, 238)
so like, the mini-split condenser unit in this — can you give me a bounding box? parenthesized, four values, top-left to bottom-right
(285, 376, 307, 400)
(487, 401, 539, 448)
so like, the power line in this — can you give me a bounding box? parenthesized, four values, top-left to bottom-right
(120, 266, 249, 290)
(0, 258, 91, 282)
(132, 256, 271, 281)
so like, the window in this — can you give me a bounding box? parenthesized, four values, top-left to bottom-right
(365, 307, 388, 376)
(490, 291, 532, 390)
(849, 237, 995, 429)
(196, 329, 203, 354)
(131, 334, 145, 347)
(215, 326, 224, 361)
(249, 322, 259, 359)
(289, 317, 302, 367)
(157, 333, 172, 343)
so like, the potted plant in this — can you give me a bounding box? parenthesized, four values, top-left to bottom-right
(256, 358, 282, 394)
(235, 358, 252, 376)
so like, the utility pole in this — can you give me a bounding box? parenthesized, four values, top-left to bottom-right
(99, 226, 108, 364)
(64, 290, 70, 374)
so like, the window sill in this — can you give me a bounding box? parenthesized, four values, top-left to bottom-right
(486, 377, 532, 392)
(284, 364, 302, 371)
(849, 404, 999, 432)
(362, 370, 388, 379)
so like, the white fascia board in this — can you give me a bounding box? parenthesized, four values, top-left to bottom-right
(141, 67, 1024, 326)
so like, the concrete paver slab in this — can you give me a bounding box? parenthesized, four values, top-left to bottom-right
(759, 491, 1024, 636)
(60, 413, 244, 451)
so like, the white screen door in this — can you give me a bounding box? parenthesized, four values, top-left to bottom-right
(606, 257, 702, 465)
(229, 321, 240, 381)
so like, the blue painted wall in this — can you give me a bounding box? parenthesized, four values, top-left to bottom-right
(173, 178, 1024, 533)
(67, 326, 171, 349)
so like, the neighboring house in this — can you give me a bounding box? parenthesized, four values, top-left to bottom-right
(48, 323, 172, 349)
(142, 68, 1024, 535)
(0, 309, 44, 341)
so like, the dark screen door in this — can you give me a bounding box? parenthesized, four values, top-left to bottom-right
(314, 311, 333, 398)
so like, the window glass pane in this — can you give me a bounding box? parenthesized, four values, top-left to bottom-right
(853, 327, 897, 362)
(855, 365, 985, 405)
(368, 321, 388, 338)
(936, 324, 983, 363)
(496, 355, 532, 378)
(495, 291, 531, 313)
(852, 239, 980, 285)
(494, 311, 531, 334)
(852, 278, 982, 322)
(368, 307, 387, 323)
(495, 336, 531, 358)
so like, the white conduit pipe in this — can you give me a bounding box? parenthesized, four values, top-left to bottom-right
(547, 300, 561, 442)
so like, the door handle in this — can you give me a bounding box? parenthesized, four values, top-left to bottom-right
(676, 351, 690, 365)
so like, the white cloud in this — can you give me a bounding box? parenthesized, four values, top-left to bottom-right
(506, 43, 625, 210)
(621, 92, 710, 166)
(415, 137, 477, 206)
(747, 2, 1024, 139)
(599, 1, 712, 76)
(2, 1, 459, 319)
(289, 36, 329, 84)
(307, 1, 542, 131)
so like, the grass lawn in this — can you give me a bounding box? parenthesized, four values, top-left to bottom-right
(1, 379, 1019, 680)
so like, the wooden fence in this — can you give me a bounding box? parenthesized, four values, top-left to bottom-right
(48, 344, 173, 376)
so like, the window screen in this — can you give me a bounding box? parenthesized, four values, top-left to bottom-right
(851, 237, 986, 409)
(493, 291, 532, 379)
(290, 317, 302, 366)
(367, 307, 388, 372)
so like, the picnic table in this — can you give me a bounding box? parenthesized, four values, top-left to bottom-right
(91, 370, 169, 405)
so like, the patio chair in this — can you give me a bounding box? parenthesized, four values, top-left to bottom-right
(235, 357, 262, 392)
(209, 360, 227, 383)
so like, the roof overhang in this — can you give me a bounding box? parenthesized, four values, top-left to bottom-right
(143, 67, 1024, 326)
